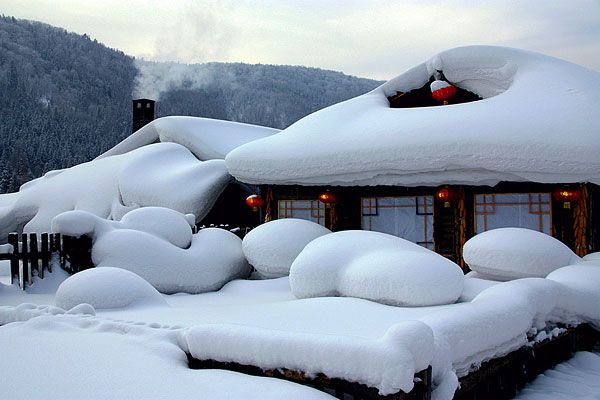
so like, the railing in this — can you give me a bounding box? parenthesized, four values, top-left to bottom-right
(0, 232, 93, 290)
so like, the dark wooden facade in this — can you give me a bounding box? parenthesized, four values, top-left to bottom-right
(132, 98, 155, 133)
(260, 182, 599, 267)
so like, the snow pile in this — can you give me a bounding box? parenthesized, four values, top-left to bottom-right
(0, 142, 230, 240)
(52, 209, 251, 294)
(185, 320, 434, 395)
(226, 46, 600, 186)
(0, 314, 333, 400)
(98, 116, 279, 161)
(289, 230, 464, 306)
(547, 264, 600, 325)
(242, 219, 331, 278)
(463, 228, 579, 280)
(55, 267, 167, 310)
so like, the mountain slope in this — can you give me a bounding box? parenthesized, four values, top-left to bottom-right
(0, 15, 381, 193)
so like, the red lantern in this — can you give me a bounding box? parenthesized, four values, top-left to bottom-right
(245, 194, 263, 212)
(553, 188, 581, 209)
(318, 191, 336, 205)
(430, 80, 457, 104)
(435, 187, 457, 208)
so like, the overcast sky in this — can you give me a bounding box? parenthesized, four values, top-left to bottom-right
(1, 0, 599, 80)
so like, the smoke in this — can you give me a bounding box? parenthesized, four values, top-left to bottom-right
(133, 1, 239, 100)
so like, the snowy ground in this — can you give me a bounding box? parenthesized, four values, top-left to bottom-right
(516, 351, 600, 399)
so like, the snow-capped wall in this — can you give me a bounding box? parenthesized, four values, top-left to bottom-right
(226, 46, 600, 186)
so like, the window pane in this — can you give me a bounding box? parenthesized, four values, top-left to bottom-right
(277, 200, 325, 226)
(361, 196, 434, 249)
(474, 193, 551, 234)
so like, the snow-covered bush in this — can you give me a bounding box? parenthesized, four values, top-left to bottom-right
(55, 267, 167, 310)
(242, 218, 331, 278)
(52, 209, 251, 294)
(289, 230, 464, 306)
(463, 228, 579, 280)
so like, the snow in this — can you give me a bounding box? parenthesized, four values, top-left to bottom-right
(463, 228, 579, 279)
(0, 314, 334, 400)
(516, 351, 600, 399)
(98, 116, 279, 161)
(53, 209, 251, 294)
(55, 267, 167, 310)
(289, 230, 464, 307)
(0, 142, 230, 240)
(225, 46, 600, 186)
(242, 218, 331, 278)
(185, 320, 434, 395)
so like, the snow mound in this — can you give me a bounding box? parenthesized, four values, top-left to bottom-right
(547, 264, 600, 324)
(289, 230, 464, 306)
(98, 116, 279, 161)
(242, 219, 331, 278)
(226, 46, 600, 186)
(55, 267, 167, 310)
(185, 320, 434, 395)
(463, 228, 579, 279)
(52, 210, 250, 294)
(0, 142, 230, 240)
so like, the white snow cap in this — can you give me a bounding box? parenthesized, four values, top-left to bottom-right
(463, 228, 579, 280)
(226, 46, 600, 186)
(242, 219, 331, 278)
(98, 116, 279, 161)
(289, 230, 464, 306)
(52, 209, 251, 294)
(55, 267, 167, 310)
(0, 142, 230, 239)
(430, 80, 451, 91)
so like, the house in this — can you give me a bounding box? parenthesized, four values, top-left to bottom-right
(225, 46, 600, 264)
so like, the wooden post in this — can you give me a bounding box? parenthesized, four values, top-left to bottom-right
(41, 233, 50, 274)
(29, 233, 41, 279)
(8, 233, 19, 283)
(21, 233, 31, 288)
(60, 234, 68, 270)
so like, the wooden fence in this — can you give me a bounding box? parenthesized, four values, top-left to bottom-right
(0, 232, 93, 290)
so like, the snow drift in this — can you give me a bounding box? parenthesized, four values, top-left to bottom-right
(98, 116, 279, 161)
(0, 142, 230, 240)
(55, 267, 167, 310)
(52, 209, 251, 294)
(289, 230, 464, 306)
(463, 228, 580, 280)
(242, 219, 331, 278)
(226, 46, 600, 186)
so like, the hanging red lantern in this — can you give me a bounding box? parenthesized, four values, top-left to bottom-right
(553, 188, 581, 209)
(318, 191, 336, 205)
(435, 187, 457, 208)
(245, 194, 264, 212)
(430, 80, 457, 104)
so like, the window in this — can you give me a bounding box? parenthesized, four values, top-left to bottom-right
(136, 103, 142, 109)
(277, 200, 325, 226)
(475, 193, 552, 234)
(146, 103, 151, 108)
(361, 196, 434, 249)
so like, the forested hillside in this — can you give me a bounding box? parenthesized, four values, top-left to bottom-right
(0, 15, 381, 193)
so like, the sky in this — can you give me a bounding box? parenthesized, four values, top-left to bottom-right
(1, 0, 599, 80)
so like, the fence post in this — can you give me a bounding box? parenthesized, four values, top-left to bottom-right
(20, 233, 31, 289)
(8, 233, 19, 285)
(29, 233, 41, 279)
(60, 234, 68, 271)
(41, 233, 50, 274)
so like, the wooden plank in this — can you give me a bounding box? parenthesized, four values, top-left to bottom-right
(21, 233, 31, 288)
(29, 233, 40, 279)
(41, 233, 49, 274)
(8, 233, 19, 284)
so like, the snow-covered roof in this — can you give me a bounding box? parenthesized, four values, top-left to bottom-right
(225, 46, 600, 187)
(99, 116, 279, 161)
